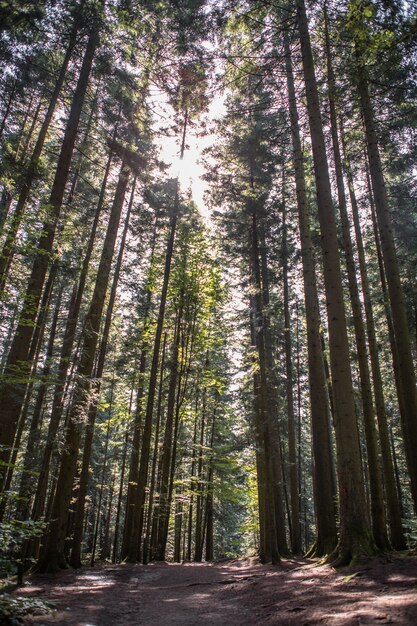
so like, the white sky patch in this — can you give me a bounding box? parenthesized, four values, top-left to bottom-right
(150, 86, 226, 219)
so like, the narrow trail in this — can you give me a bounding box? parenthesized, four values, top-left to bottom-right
(18, 556, 417, 625)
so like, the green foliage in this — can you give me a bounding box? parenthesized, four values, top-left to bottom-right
(0, 519, 46, 577)
(0, 594, 53, 624)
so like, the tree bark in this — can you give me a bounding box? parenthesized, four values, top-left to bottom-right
(357, 60, 417, 514)
(70, 181, 134, 568)
(36, 161, 130, 572)
(324, 11, 388, 551)
(284, 33, 337, 557)
(30, 138, 116, 527)
(125, 110, 187, 562)
(0, 9, 81, 290)
(340, 134, 406, 550)
(0, 23, 99, 474)
(281, 188, 301, 554)
(142, 333, 167, 564)
(296, 0, 375, 564)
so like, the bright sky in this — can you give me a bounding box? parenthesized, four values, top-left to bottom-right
(150, 88, 226, 219)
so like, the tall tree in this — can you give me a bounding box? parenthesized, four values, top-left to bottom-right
(0, 8, 101, 475)
(296, 0, 374, 564)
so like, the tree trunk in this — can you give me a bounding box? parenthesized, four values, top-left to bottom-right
(125, 110, 187, 562)
(324, 12, 388, 551)
(296, 0, 375, 564)
(0, 78, 16, 141)
(16, 289, 62, 522)
(194, 385, 207, 562)
(284, 33, 337, 557)
(0, 10, 81, 290)
(357, 59, 417, 514)
(112, 410, 132, 563)
(0, 24, 99, 474)
(250, 215, 281, 564)
(30, 138, 116, 528)
(36, 161, 130, 572)
(340, 134, 406, 550)
(91, 400, 113, 567)
(154, 303, 183, 561)
(70, 183, 134, 568)
(142, 333, 167, 564)
(121, 220, 158, 560)
(281, 189, 301, 554)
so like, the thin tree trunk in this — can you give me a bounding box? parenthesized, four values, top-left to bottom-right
(194, 385, 207, 563)
(142, 333, 167, 565)
(257, 232, 288, 557)
(121, 220, 158, 559)
(173, 479, 183, 563)
(112, 401, 133, 563)
(186, 384, 199, 562)
(389, 426, 404, 519)
(12, 89, 35, 162)
(91, 391, 113, 567)
(15, 289, 62, 522)
(204, 413, 216, 562)
(125, 110, 187, 563)
(0, 259, 59, 503)
(154, 303, 183, 560)
(0, 78, 16, 140)
(101, 472, 116, 561)
(251, 215, 281, 564)
(281, 188, 301, 554)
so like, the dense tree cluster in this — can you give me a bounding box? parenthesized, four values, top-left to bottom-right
(0, 0, 416, 574)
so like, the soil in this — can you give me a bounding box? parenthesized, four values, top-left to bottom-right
(13, 554, 417, 625)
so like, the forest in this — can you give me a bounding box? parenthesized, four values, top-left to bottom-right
(0, 0, 417, 624)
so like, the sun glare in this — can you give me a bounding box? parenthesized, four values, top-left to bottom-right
(152, 88, 226, 220)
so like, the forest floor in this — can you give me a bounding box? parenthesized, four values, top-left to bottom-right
(8, 554, 417, 625)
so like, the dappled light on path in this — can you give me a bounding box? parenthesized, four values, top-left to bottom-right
(17, 556, 417, 625)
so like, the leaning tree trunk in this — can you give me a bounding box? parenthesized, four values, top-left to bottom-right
(70, 181, 134, 568)
(0, 8, 82, 290)
(15, 289, 62, 523)
(30, 139, 116, 528)
(296, 0, 375, 565)
(0, 24, 99, 475)
(0, 78, 16, 141)
(0, 257, 58, 506)
(36, 161, 130, 572)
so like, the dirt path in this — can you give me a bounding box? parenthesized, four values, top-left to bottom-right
(17, 555, 417, 625)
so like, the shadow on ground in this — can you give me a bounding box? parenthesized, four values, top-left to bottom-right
(14, 555, 417, 625)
